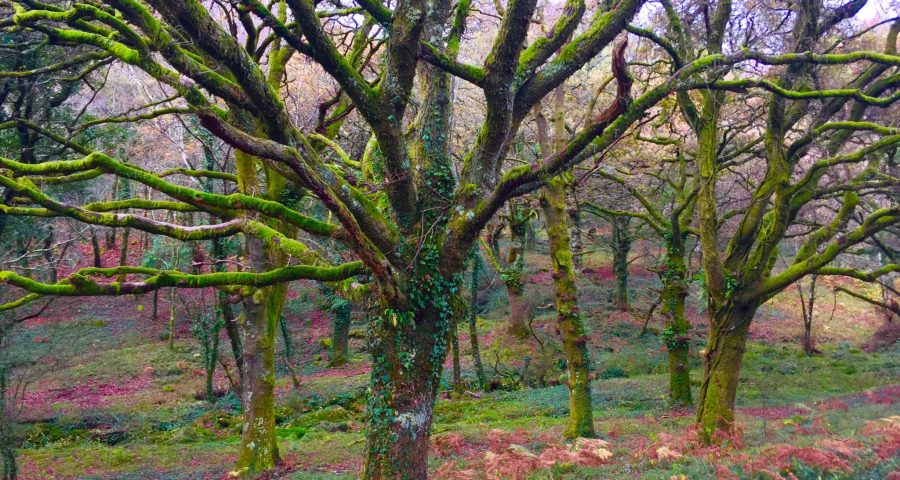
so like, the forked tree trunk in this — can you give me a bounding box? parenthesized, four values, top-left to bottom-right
(661, 247, 691, 405)
(363, 303, 449, 479)
(696, 302, 757, 443)
(541, 177, 595, 438)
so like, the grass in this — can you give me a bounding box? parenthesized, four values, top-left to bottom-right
(8, 246, 899, 479)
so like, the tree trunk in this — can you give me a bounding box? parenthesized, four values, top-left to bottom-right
(167, 289, 176, 350)
(151, 289, 159, 324)
(234, 237, 282, 476)
(90, 228, 102, 268)
(210, 236, 243, 382)
(611, 217, 631, 312)
(568, 201, 583, 271)
(449, 314, 463, 395)
(205, 325, 220, 401)
(504, 203, 533, 338)
(0, 364, 17, 480)
(279, 314, 301, 390)
(507, 283, 529, 339)
(42, 228, 56, 283)
(802, 326, 815, 355)
(223, 300, 243, 380)
(117, 227, 130, 283)
(696, 302, 757, 443)
(541, 177, 595, 438)
(235, 293, 280, 475)
(329, 300, 352, 368)
(468, 253, 487, 390)
(661, 247, 691, 405)
(363, 303, 449, 480)
(799, 275, 818, 356)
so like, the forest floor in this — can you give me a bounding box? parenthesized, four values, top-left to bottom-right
(6, 240, 899, 479)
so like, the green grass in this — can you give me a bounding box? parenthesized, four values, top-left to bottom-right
(10, 252, 899, 479)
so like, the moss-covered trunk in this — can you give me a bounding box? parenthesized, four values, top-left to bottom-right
(236, 296, 279, 475)
(541, 177, 595, 438)
(661, 246, 691, 405)
(695, 302, 757, 443)
(329, 300, 352, 368)
(611, 217, 631, 312)
(363, 299, 451, 479)
(506, 281, 529, 338)
(468, 254, 487, 389)
(505, 230, 529, 339)
(235, 236, 281, 476)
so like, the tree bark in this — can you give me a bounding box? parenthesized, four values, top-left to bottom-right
(210, 236, 243, 381)
(696, 302, 757, 443)
(568, 201, 583, 271)
(799, 275, 819, 356)
(329, 300, 352, 368)
(468, 254, 487, 390)
(505, 216, 530, 338)
(167, 289, 177, 350)
(449, 313, 463, 395)
(541, 176, 595, 438)
(42, 228, 56, 283)
(117, 227, 130, 283)
(661, 246, 691, 405)
(506, 282, 529, 339)
(90, 228, 102, 268)
(363, 303, 449, 479)
(0, 364, 17, 480)
(611, 217, 631, 312)
(235, 237, 281, 476)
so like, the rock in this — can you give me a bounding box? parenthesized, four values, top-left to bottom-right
(507, 444, 537, 458)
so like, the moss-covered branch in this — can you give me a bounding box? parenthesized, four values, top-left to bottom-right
(0, 261, 365, 298)
(0, 50, 111, 78)
(1, 153, 339, 237)
(752, 207, 900, 301)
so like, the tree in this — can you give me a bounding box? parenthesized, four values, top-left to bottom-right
(5, 0, 895, 476)
(582, 145, 699, 405)
(1, 0, 643, 476)
(534, 81, 602, 438)
(667, 2, 900, 443)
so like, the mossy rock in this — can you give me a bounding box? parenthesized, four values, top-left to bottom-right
(289, 405, 354, 430)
